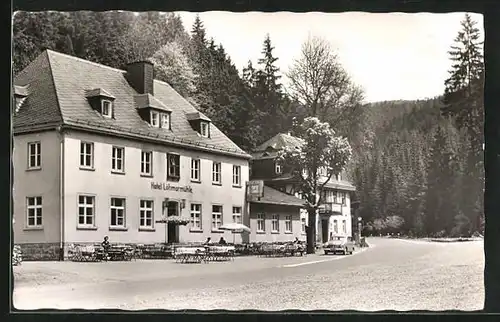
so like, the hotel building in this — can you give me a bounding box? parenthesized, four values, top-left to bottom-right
(12, 50, 251, 260)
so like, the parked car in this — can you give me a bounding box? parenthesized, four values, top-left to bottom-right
(323, 236, 355, 255)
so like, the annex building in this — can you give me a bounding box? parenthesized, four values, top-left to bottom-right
(12, 50, 251, 260)
(250, 133, 356, 245)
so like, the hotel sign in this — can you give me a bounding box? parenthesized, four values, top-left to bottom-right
(247, 180, 264, 198)
(150, 182, 193, 193)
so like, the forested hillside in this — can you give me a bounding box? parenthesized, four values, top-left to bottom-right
(13, 11, 484, 237)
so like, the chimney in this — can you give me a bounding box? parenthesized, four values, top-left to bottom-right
(125, 61, 154, 95)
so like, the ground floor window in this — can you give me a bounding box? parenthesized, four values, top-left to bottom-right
(285, 215, 292, 232)
(301, 217, 306, 233)
(257, 214, 265, 232)
(110, 198, 126, 227)
(212, 205, 223, 230)
(190, 203, 202, 230)
(342, 220, 347, 233)
(26, 196, 42, 227)
(232, 206, 242, 224)
(271, 214, 279, 232)
(78, 195, 95, 227)
(139, 199, 153, 228)
(334, 220, 338, 234)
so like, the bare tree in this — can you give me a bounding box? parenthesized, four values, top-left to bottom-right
(286, 35, 364, 133)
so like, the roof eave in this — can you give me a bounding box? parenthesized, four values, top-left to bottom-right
(63, 121, 252, 160)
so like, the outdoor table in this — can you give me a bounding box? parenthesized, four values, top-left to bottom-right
(174, 247, 206, 263)
(205, 245, 235, 262)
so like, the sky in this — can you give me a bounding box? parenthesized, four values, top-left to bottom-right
(176, 12, 484, 103)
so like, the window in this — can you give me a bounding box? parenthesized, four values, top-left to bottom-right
(232, 207, 242, 224)
(78, 195, 95, 227)
(191, 159, 201, 181)
(275, 161, 282, 174)
(167, 153, 180, 180)
(110, 198, 126, 228)
(341, 192, 346, 205)
(141, 151, 152, 176)
(212, 162, 221, 184)
(271, 214, 279, 232)
(200, 121, 209, 138)
(150, 111, 159, 127)
(342, 220, 347, 233)
(334, 220, 338, 234)
(301, 217, 306, 234)
(232, 165, 241, 186)
(285, 215, 292, 233)
(333, 191, 338, 204)
(26, 196, 42, 227)
(139, 200, 153, 228)
(28, 142, 41, 169)
(80, 142, 94, 168)
(101, 100, 113, 118)
(111, 146, 125, 172)
(190, 203, 202, 230)
(257, 214, 265, 232)
(161, 113, 170, 129)
(212, 205, 223, 230)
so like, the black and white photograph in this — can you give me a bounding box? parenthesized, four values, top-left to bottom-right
(11, 10, 487, 311)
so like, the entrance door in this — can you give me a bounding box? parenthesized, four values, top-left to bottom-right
(167, 201, 179, 243)
(321, 219, 329, 243)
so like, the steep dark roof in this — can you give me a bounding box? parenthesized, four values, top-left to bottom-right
(255, 133, 304, 152)
(249, 185, 305, 207)
(13, 50, 250, 159)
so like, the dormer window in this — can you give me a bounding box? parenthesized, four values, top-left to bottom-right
(275, 160, 282, 174)
(134, 93, 172, 130)
(161, 113, 170, 130)
(150, 111, 160, 127)
(200, 121, 209, 138)
(101, 100, 113, 118)
(186, 111, 212, 138)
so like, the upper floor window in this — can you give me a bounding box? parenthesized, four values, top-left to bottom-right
(167, 153, 180, 180)
(275, 161, 282, 174)
(27, 142, 41, 169)
(212, 162, 222, 184)
(111, 146, 125, 173)
(191, 158, 201, 182)
(341, 192, 347, 205)
(200, 121, 210, 138)
(101, 100, 113, 118)
(301, 217, 306, 234)
(141, 151, 152, 176)
(332, 191, 338, 204)
(26, 196, 42, 228)
(342, 220, 347, 233)
(80, 142, 94, 169)
(232, 165, 241, 187)
(334, 220, 338, 234)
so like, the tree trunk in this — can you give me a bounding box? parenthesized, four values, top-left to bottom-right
(306, 207, 317, 254)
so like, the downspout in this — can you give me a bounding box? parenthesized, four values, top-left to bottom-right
(57, 126, 65, 261)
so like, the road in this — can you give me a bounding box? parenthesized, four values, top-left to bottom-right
(12, 237, 484, 311)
